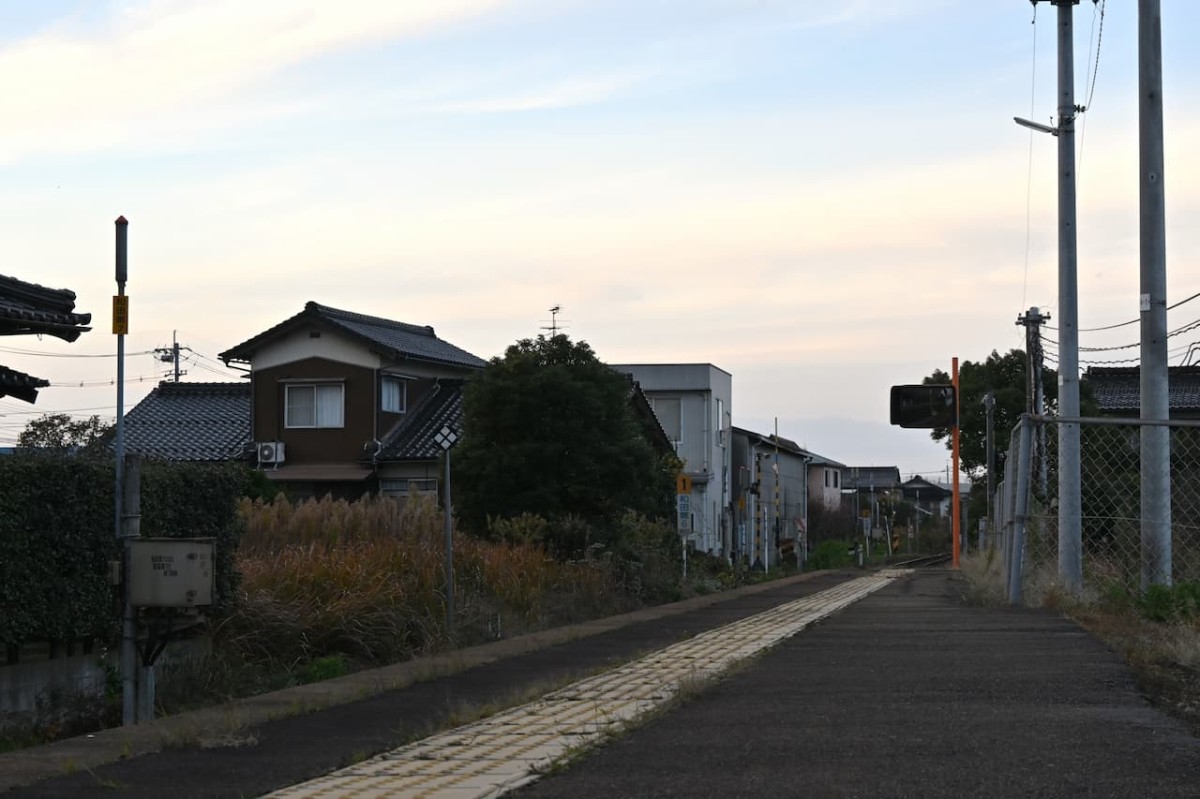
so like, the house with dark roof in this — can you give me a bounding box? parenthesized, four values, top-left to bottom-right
(730, 427, 816, 567)
(215, 302, 487, 500)
(1084, 366, 1200, 420)
(0, 274, 92, 402)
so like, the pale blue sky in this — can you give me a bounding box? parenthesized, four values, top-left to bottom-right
(1, 1, 1198, 479)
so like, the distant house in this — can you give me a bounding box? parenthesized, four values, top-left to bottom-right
(900, 475, 951, 517)
(843, 466, 902, 540)
(806, 452, 846, 511)
(213, 302, 487, 500)
(730, 428, 814, 567)
(1084, 366, 1200, 420)
(610, 363, 732, 555)
(0, 274, 91, 403)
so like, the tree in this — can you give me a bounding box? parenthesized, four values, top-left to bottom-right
(921, 349, 1057, 479)
(17, 413, 115, 457)
(454, 335, 677, 549)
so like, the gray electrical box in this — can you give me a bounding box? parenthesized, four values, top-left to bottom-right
(129, 538, 215, 608)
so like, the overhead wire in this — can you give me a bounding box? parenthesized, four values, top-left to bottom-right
(1044, 290, 1200, 333)
(1021, 4, 1040, 312)
(1077, 0, 1106, 178)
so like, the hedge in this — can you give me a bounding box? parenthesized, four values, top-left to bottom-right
(0, 455, 247, 648)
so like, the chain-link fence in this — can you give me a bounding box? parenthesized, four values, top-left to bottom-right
(995, 415, 1200, 602)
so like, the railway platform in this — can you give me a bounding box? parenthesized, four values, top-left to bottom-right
(3, 567, 1198, 798)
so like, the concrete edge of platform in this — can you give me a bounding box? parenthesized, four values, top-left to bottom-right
(0, 569, 843, 791)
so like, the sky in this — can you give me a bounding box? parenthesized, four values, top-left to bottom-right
(2, 0, 1199, 480)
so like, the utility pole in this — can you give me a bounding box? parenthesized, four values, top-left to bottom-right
(1018, 307, 1052, 497)
(984, 391, 995, 552)
(155, 331, 188, 382)
(1024, 0, 1082, 592)
(1139, 0, 1171, 589)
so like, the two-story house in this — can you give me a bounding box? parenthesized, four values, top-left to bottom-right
(610, 363, 732, 556)
(214, 302, 486, 499)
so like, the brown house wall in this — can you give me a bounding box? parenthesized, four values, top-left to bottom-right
(252, 357, 376, 463)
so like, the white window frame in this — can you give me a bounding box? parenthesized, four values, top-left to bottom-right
(381, 376, 407, 414)
(285, 383, 345, 429)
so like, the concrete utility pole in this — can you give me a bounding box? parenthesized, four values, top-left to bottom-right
(984, 391, 995, 552)
(1139, 0, 1171, 589)
(1026, 0, 1083, 592)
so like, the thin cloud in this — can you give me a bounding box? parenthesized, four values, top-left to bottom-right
(422, 69, 650, 114)
(0, 0, 510, 160)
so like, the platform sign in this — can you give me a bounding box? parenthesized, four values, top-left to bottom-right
(112, 295, 129, 335)
(676, 473, 692, 495)
(677, 493, 690, 531)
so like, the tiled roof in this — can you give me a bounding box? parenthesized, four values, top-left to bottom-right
(220, 302, 486, 370)
(843, 466, 902, 490)
(378, 380, 465, 461)
(0, 365, 50, 403)
(0, 274, 92, 341)
(124, 381, 251, 461)
(1084, 366, 1200, 413)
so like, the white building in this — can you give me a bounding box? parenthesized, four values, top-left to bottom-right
(610, 363, 732, 555)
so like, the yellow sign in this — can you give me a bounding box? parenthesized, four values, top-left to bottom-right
(112, 295, 129, 335)
(676, 473, 692, 495)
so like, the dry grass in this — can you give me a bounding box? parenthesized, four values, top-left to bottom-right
(214, 495, 631, 681)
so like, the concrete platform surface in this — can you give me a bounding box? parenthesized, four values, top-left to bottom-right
(4, 569, 1198, 798)
(513, 570, 1200, 798)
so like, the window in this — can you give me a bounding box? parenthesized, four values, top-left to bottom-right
(824, 470, 830, 488)
(382, 377, 407, 413)
(285, 383, 344, 428)
(833, 471, 840, 489)
(715, 398, 725, 446)
(380, 478, 438, 498)
(651, 397, 682, 443)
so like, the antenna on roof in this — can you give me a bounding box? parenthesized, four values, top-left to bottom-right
(540, 305, 568, 336)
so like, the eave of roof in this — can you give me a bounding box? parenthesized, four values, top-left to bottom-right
(219, 302, 485, 370)
(0, 274, 92, 342)
(0, 365, 50, 403)
(378, 379, 466, 461)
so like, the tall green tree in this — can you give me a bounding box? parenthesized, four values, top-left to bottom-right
(921, 349, 1057, 479)
(454, 335, 676, 546)
(17, 413, 114, 458)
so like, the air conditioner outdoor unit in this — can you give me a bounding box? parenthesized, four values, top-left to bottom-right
(257, 441, 286, 465)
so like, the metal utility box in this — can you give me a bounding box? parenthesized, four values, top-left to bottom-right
(128, 538, 215, 608)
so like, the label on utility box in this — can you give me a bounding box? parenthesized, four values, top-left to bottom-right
(129, 538, 215, 608)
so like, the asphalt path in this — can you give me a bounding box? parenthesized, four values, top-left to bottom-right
(2, 571, 856, 798)
(512, 571, 1200, 798)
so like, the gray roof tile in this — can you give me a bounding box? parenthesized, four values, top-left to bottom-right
(220, 302, 486, 370)
(378, 380, 465, 461)
(1084, 366, 1200, 413)
(124, 382, 251, 461)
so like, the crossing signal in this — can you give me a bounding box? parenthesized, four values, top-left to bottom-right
(889, 385, 957, 429)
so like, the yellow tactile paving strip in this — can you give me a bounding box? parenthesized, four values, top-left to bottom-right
(265, 570, 908, 799)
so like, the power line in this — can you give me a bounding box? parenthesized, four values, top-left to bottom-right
(1044, 289, 1200, 333)
(1021, 4, 1040, 311)
(0, 346, 155, 358)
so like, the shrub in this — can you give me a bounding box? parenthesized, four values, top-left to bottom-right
(808, 539, 854, 571)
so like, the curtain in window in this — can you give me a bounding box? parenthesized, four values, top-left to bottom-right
(315, 384, 343, 427)
(287, 385, 315, 427)
(382, 378, 404, 413)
